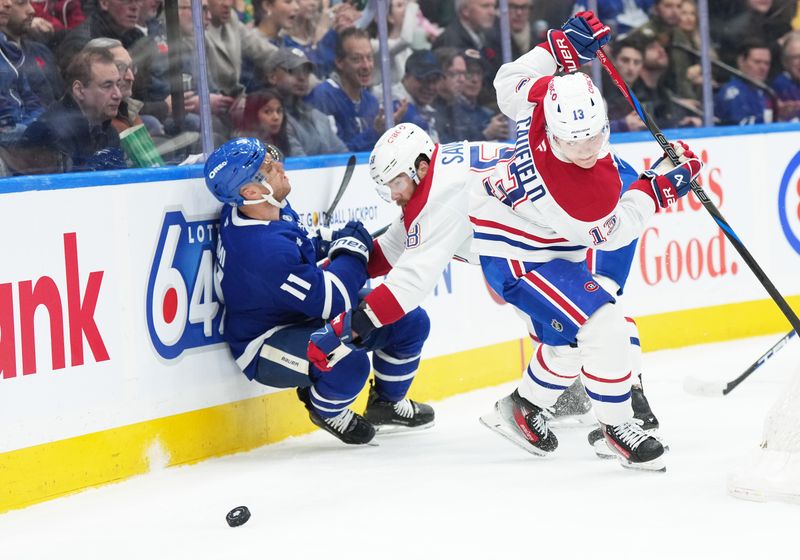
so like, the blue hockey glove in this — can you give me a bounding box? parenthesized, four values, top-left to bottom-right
(329, 221, 373, 264)
(633, 142, 703, 209)
(307, 310, 357, 372)
(547, 10, 611, 73)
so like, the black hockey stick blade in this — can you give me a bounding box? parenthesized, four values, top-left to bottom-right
(683, 330, 797, 397)
(324, 154, 357, 227)
(596, 47, 800, 335)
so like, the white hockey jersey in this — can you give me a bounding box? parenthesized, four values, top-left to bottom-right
(469, 45, 657, 263)
(362, 141, 490, 328)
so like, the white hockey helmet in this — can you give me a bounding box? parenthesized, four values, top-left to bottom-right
(369, 123, 435, 202)
(543, 73, 610, 164)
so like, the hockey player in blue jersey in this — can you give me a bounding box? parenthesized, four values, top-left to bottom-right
(204, 138, 433, 445)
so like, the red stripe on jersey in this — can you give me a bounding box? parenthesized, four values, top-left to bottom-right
(403, 145, 439, 232)
(581, 368, 632, 384)
(470, 216, 568, 243)
(363, 283, 406, 326)
(536, 345, 579, 379)
(586, 248, 595, 274)
(367, 239, 392, 278)
(523, 271, 587, 326)
(508, 259, 524, 278)
(625, 316, 637, 326)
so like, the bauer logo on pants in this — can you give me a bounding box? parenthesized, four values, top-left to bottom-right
(778, 150, 800, 256)
(146, 211, 225, 360)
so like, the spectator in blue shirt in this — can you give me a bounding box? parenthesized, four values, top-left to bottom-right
(772, 31, 800, 122)
(715, 40, 774, 125)
(306, 27, 380, 152)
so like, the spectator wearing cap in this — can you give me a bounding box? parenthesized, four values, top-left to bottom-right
(265, 46, 346, 155)
(433, 0, 497, 51)
(391, 49, 443, 141)
(306, 27, 381, 152)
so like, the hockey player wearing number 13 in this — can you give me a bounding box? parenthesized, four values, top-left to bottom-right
(204, 138, 433, 446)
(471, 10, 703, 471)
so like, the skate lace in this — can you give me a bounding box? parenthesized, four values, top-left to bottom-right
(392, 399, 415, 419)
(324, 409, 354, 434)
(612, 422, 649, 450)
(529, 411, 549, 437)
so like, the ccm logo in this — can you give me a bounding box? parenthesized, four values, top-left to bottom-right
(556, 38, 578, 72)
(208, 160, 227, 179)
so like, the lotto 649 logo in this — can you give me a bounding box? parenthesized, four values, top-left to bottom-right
(779, 150, 800, 256)
(146, 211, 224, 360)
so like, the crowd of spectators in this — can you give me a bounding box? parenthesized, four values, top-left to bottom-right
(2, 0, 800, 176)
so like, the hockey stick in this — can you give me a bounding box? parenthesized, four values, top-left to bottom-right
(683, 330, 797, 397)
(596, 47, 800, 335)
(323, 154, 357, 227)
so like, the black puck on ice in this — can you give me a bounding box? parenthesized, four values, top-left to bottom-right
(226, 506, 251, 527)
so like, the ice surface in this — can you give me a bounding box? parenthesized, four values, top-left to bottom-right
(1, 335, 799, 559)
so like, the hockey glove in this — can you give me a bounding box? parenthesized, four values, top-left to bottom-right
(633, 147, 703, 210)
(313, 227, 334, 262)
(329, 221, 373, 265)
(547, 11, 611, 73)
(649, 140, 693, 175)
(307, 310, 358, 372)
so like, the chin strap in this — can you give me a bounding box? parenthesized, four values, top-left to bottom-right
(242, 178, 287, 208)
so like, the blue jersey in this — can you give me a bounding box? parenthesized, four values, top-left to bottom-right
(306, 76, 380, 152)
(714, 77, 771, 125)
(215, 203, 367, 379)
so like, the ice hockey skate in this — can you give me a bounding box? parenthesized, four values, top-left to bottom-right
(631, 376, 660, 431)
(297, 387, 376, 445)
(598, 421, 666, 472)
(363, 382, 435, 434)
(479, 390, 558, 456)
(543, 379, 595, 428)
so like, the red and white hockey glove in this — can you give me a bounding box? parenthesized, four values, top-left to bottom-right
(633, 142, 703, 210)
(547, 11, 611, 73)
(307, 310, 357, 372)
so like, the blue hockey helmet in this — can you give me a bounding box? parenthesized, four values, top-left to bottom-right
(204, 138, 286, 206)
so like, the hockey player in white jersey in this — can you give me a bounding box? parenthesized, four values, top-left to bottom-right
(471, 11, 703, 471)
(306, 123, 483, 430)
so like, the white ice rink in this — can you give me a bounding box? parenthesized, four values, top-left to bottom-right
(2, 335, 799, 560)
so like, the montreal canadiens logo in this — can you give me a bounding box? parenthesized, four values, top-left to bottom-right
(584, 281, 600, 292)
(778, 150, 800, 256)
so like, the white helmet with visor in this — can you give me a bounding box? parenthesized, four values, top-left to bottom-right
(369, 123, 435, 202)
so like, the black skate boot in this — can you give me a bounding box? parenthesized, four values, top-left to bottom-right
(601, 421, 665, 472)
(544, 379, 594, 428)
(587, 427, 615, 460)
(297, 387, 376, 445)
(479, 390, 558, 456)
(631, 375, 659, 431)
(363, 382, 435, 433)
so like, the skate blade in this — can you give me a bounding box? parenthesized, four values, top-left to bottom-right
(592, 440, 617, 460)
(479, 409, 551, 457)
(619, 456, 666, 473)
(374, 421, 435, 435)
(547, 412, 596, 429)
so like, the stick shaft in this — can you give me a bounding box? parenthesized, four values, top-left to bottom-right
(324, 154, 357, 227)
(597, 47, 800, 334)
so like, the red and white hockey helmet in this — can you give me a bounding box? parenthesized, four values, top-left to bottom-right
(369, 123, 435, 202)
(543, 73, 610, 165)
